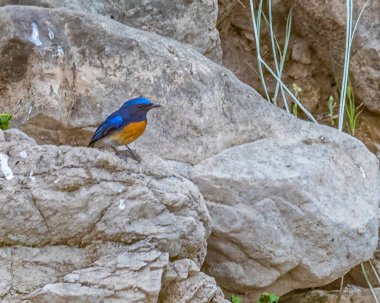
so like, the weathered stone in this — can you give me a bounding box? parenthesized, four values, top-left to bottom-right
(160, 260, 229, 303)
(0, 5, 270, 164)
(0, 5, 348, 165)
(292, 37, 312, 65)
(0, 6, 379, 302)
(281, 286, 380, 303)
(216, 0, 334, 118)
(0, 128, 210, 262)
(191, 136, 380, 299)
(1, 243, 168, 303)
(20, 113, 93, 146)
(283, 0, 380, 113)
(0, 128, 217, 302)
(0, 0, 222, 62)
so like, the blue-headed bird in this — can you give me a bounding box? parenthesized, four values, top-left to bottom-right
(88, 97, 161, 162)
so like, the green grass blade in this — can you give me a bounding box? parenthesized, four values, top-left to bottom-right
(273, 7, 292, 112)
(351, 0, 370, 40)
(259, 58, 318, 123)
(267, 0, 284, 107)
(262, 13, 282, 57)
(338, 0, 353, 131)
(249, 0, 271, 102)
(361, 262, 380, 303)
(369, 259, 380, 285)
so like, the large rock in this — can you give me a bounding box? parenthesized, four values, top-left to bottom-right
(0, 0, 222, 62)
(0, 128, 228, 302)
(191, 136, 380, 299)
(0, 5, 271, 164)
(0, 6, 379, 301)
(283, 0, 380, 113)
(0, 5, 368, 165)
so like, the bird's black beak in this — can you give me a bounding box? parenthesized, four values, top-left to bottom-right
(147, 103, 161, 110)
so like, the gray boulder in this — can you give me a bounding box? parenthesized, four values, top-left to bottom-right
(0, 5, 379, 301)
(0, 5, 278, 164)
(0, 0, 222, 62)
(0, 128, 228, 302)
(192, 136, 380, 299)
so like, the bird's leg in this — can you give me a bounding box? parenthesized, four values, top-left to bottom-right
(125, 145, 142, 163)
(109, 146, 119, 153)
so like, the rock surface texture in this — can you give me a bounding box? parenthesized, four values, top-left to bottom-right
(192, 136, 379, 299)
(283, 0, 380, 113)
(281, 286, 380, 303)
(0, 5, 268, 164)
(0, 0, 222, 63)
(0, 4, 379, 303)
(0, 128, 227, 302)
(216, 0, 333, 113)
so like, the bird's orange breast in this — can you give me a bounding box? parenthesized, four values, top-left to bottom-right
(110, 120, 147, 145)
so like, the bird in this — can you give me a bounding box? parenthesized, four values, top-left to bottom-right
(88, 97, 161, 162)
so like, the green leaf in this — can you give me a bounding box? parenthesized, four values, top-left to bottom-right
(231, 294, 241, 303)
(258, 292, 279, 303)
(0, 113, 13, 130)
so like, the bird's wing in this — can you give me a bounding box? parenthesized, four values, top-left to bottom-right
(88, 115, 123, 146)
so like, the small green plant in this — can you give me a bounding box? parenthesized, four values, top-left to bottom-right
(0, 113, 13, 130)
(327, 95, 338, 126)
(230, 294, 241, 303)
(258, 292, 279, 303)
(337, 0, 370, 132)
(345, 82, 362, 136)
(291, 83, 302, 118)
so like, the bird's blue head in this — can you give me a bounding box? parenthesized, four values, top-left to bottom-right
(121, 97, 161, 121)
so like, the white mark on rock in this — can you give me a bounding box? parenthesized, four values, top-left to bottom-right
(28, 106, 33, 115)
(30, 22, 42, 46)
(357, 225, 367, 235)
(0, 153, 14, 180)
(19, 151, 28, 159)
(64, 273, 80, 283)
(119, 199, 126, 210)
(48, 29, 55, 40)
(360, 166, 366, 179)
(29, 169, 35, 181)
(57, 45, 64, 57)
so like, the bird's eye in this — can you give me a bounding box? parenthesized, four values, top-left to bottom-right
(137, 105, 143, 109)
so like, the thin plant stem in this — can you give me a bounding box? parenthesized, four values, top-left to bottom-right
(259, 58, 317, 123)
(234, 0, 246, 8)
(267, 0, 285, 107)
(369, 259, 380, 285)
(338, 0, 353, 131)
(337, 275, 344, 303)
(249, 0, 271, 102)
(273, 8, 292, 113)
(351, 0, 370, 40)
(361, 262, 380, 303)
(273, 8, 292, 104)
(256, 7, 291, 113)
(262, 13, 282, 57)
